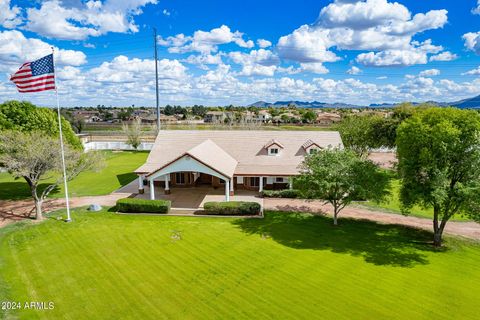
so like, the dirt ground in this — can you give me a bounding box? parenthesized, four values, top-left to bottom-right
(368, 152, 397, 169)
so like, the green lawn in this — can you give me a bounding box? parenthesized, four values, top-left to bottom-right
(0, 151, 148, 200)
(360, 178, 470, 221)
(1, 209, 479, 319)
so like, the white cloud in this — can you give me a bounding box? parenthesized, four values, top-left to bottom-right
(429, 51, 458, 61)
(462, 66, 480, 76)
(419, 69, 440, 77)
(228, 49, 280, 76)
(347, 66, 362, 75)
(163, 9, 171, 16)
(473, 1, 480, 15)
(158, 25, 254, 54)
(257, 39, 272, 48)
(184, 53, 224, 70)
(277, 0, 448, 67)
(356, 39, 442, 67)
(463, 31, 480, 54)
(0, 0, 21, 28)
(0, 30, 87, 73)
(24, 0, 157, 40)
(299, 63, 330, 74)
(89, 55, 187, 83)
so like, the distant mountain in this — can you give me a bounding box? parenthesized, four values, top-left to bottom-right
(249, 100, 362, 109)
(249, 95, 480, 109)
(450, 95, 480, 109)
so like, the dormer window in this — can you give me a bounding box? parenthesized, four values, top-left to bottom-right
(269, 148, 279, 156)
(264, 139, 284, 156)
(302, 139, 321, 155)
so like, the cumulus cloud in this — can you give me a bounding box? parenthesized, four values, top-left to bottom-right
(0, 30, 87, 73)
(429, 51, 458, 62)
(356, 39, 442, 66)
(277, 0, 448, 67)
(184, 53, 224, 69)
(158, 25, 254, 54)
(419, 69, 440, 77)
(24, 0, 157, 40)
(257, 39, 272, 48)
(0, 0, 22, 28)
(462, 66, 480, 76)
(228, 49, 280, 76)
(347, 66, 362, 75)
(463, 31, 480, 54)
(473, 1, 480, 15)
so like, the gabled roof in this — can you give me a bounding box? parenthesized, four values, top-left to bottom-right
(185, 139, 238, 178)
(135, 130, 343, 176)
(302, 139, 322, 150)
(264, 139, 284, 149)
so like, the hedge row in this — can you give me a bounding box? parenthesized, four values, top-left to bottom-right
(203, 201, 261, 215)
(261, 189, 301, 198)
(116, 198, 171, 213)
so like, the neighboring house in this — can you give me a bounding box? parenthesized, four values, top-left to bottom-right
(73, 111, 102, 123)
(257, 110, 272, 122)
(316, 112, 341, 125)
(135, 130, 343, 201)
(204, 111, 234, 123)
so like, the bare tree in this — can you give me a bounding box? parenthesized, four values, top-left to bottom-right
(122, 118, 142, 150)
(0, 131, 104, 220)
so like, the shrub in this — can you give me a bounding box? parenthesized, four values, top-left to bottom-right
(203, 201, 261, 215)
(116, 198, 171, 213)
(261, 189, 301, 198)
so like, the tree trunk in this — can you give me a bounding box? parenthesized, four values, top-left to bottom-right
(34, 199, 43, 220)
(333, 202, 339, 226)
(433, 205, 440, 246)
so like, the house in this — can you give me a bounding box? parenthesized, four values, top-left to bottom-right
(134, 130, 343, 201)
(73, 110, 102, 123)
(257, 110, 272, 122)
(316, 112, 341, 125)
(203, 111, 234, 123)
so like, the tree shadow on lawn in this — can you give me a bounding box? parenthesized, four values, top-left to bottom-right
(233, 212, 442, 267)
(0, 182, 60, 200)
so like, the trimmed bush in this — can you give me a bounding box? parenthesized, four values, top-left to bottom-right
(261, 189, 301, 198)
(116, 198, 171, 213)
(203, 201, 261, 215)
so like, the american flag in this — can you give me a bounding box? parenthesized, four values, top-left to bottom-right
(10, 54, 56, 93)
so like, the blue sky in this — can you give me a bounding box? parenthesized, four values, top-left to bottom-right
(1, 0, 480, 106)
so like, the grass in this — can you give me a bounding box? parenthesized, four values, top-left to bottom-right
(0, 151, 148, 200)
(1, 209, 479, 319)
(360, 179, 470, 221)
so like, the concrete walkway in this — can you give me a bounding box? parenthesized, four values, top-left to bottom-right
(264, 198, 480, 241)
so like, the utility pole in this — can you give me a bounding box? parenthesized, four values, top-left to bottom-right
(154, 27, 160, 132)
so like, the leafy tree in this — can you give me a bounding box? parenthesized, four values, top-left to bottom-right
(337, 115, 382, 157)
(0, 131, 103, 220)
(0, 100, 82, 149)
(122, 118, 142, 150)
(302, 110, 317, 124)
(396, 108, 480, 247)
(296, 149, 391, 225)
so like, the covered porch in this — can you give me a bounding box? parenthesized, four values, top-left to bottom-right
(134, 184, 262, 210)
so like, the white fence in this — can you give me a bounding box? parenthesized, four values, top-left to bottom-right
(83, 141, 154, 151)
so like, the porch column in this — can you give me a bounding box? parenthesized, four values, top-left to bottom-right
(165, 174, 170, 194)
(149, 179, 155, 200)
(225, 179, 230, 202)
(289, 178, 293, 190)
(138, 174, 145, 194)
(230, 178, 234, 196)
(259, 176, 264, 192)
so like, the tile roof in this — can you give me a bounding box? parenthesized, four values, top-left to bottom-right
(135, 130, 343, 176)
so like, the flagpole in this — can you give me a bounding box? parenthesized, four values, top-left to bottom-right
(51, 47, 72, 222)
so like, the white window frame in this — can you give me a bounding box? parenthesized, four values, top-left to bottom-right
(268, 147, 279, 156)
